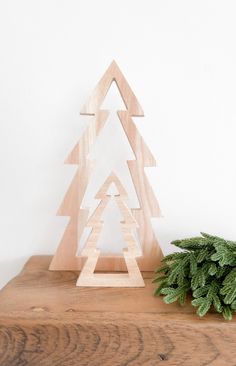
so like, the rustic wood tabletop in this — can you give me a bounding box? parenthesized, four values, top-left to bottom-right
(0, 255, 235, 365)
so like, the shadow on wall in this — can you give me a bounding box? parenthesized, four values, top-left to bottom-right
(0, 257, 28, 290)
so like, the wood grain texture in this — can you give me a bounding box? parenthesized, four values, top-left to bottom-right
(65, 110, 109, 165)
(77, 173, 145, 287)
(80, 60, 144, 116)
(49, 156, 93, 270)
(49, 111, 108, 270)
(117, 110, 156, 167)
(50, 60, 163, 272)
(95, 172, 128, 199)
(0, 256, 236, 366)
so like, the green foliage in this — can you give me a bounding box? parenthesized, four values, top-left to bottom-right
(153, 232, 236, 320)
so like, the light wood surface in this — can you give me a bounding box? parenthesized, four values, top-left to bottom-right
(50, 110, 109, 271)
(118, 110, 156, 166)
(0, 256, 236, 366)
(95, 172, 127, 199)
(50, 61, 163, 273)
(80, 60, 144, 116)
(65, 110, 109, 165)
(77, 173, 145, 287)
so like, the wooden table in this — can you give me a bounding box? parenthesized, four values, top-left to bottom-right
(0, 256, 235, 365)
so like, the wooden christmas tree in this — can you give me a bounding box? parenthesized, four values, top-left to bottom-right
(77, 173, 145, 287)
(50, 61, 163, 274)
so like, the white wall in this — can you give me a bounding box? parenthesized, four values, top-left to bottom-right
(1, 0, 236, 289)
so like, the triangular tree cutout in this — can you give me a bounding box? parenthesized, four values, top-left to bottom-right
(80, 60, 144, 116)
(50, 61, 163, 274)
(76, 173, 145, 287)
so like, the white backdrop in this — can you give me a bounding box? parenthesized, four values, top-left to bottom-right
(1, 0, 236, 289)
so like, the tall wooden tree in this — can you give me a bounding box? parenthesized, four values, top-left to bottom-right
(50, 61, 163, 272)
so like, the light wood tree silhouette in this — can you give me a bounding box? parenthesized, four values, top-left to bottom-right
(50, 61, 163, 273)
(76, 172, 145, 287)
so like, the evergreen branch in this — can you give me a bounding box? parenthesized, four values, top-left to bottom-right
(154, 232, 236, 320)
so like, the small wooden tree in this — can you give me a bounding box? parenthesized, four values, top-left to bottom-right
(77, 173, 145, 287)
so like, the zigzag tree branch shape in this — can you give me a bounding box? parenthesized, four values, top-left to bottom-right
(50, 60, 163, 272)
(76, 172, 145, 287)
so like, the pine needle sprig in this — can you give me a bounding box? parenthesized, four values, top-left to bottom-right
(153, 232, 236, 320)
